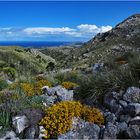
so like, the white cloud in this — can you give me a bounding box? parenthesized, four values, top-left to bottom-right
(77, 24, 112, 34)
(0, 24, 112, 41)
(23, 27, 76, 35)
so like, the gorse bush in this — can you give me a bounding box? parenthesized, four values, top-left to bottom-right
(10, 79, 52, 97)
(62, 81, 78, 90)
(34, 79, 52, 95)
(81, 105, 104, 124)
(55, 70, 86, 84)
(39, 101, 104, 139)
(21, 83, 34, 96)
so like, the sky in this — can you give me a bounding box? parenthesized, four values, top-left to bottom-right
(0, 1, 140, 41)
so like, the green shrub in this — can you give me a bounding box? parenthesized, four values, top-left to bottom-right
(0, 79, 8, 91)
(74, 65, 139, 103)
(0, 109, 11, 131)
(3, 67, 16, 80)
(0, 60, 6, 68)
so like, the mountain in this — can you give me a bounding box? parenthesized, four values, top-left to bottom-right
(48, 14, 140, 69)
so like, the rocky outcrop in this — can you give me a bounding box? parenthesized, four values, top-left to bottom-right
(123, 87, 140, 103)
(12, 115, 29, 134)
(103, 86, 140, 139)
(58, 117, 100, 139)
(1, 86, 140, 139)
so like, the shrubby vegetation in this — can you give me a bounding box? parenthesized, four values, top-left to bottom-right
(40, 101, 104, 139)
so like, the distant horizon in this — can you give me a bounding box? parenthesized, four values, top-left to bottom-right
(0, 40, 83, 48)
(0, 1, 140, 41)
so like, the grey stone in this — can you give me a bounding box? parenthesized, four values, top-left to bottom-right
(20, 108, 43, 125)
(104, 93, 123, 114)
(103, 122, 118, 139)
(39, 126, 47, 139)
(124, 103, 140, 116)
(0, 131, 19, 140)
(125, 124, 140, 139)
(23, 125, 39, 139)
(117, 122, 128, 132)
(129, 116, 140, 125)
(112, 91, 122, 100)
(123, 87, 140, 103)
(119, 114, 132, 123)
(58, 117, 100, 139)
(48, 85, 74, 101)
(119, 100, 128, 108)
(105, 113, 117, 124)
(12, 115, 29, 134)
(92, 63, 104, 72)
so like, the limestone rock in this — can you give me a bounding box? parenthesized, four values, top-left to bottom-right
(103, 122, 118, 139)
(123, 87, 140, 103)
(12, 115, 29, 134)
(0, 131, 19, 140)
(58, 117, 100, 139)
(125, 124, 140, 138)
(124, 103, 140, 116)
(129, 116, 140, 125)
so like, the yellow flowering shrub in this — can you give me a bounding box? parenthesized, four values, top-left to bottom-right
(81, 106, 104, 125)
(21, 83, 34, 96)
(35, 75, 45, 81)
(34, 79, 52, 95)
(39, 101, 104, 139)
(62, 81, 78, 90)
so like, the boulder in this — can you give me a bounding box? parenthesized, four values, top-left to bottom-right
(0, 131, 19, 140)
(124, 103, 140, 116)
(119, 114, 131, 123)
(12, 115, 29, 134)
(105, 112, 117, 124)
(123, 87, 140, 103)
(104, 94, 123, 115)
(103, 122, 118, 139)
(23, 125, 39, 139)
(58, 117, 100, 139)
(125, 124, 140, 139)
(20, 108, 43, 125)
(48, 85, 74, 101)
(129, 116, 140, 125)
(92, 63, 104, 72)
(116, 122, 128, 133)
(119, 100, 128, 108)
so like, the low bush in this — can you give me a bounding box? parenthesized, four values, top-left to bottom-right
(0, 79, 8, 91)
(3, 67, 16, 80)
(21, 83, 34, 96)
(34, 79, 52, 95)
(39, 101, 104, 139)
(62, 81, 78, 90)
(0, 109, 11, 131)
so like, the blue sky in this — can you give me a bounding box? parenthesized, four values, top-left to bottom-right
(0, 1, 140, 41)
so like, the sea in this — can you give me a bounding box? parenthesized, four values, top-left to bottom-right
(0, 41, 76, 48)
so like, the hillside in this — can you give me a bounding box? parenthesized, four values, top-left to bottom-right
(0, 46, 55, 80)
(44, 14, 140, 69)
(40, 46, 74, 68)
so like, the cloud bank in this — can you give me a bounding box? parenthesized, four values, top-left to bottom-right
(0, 24, 112, 41)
